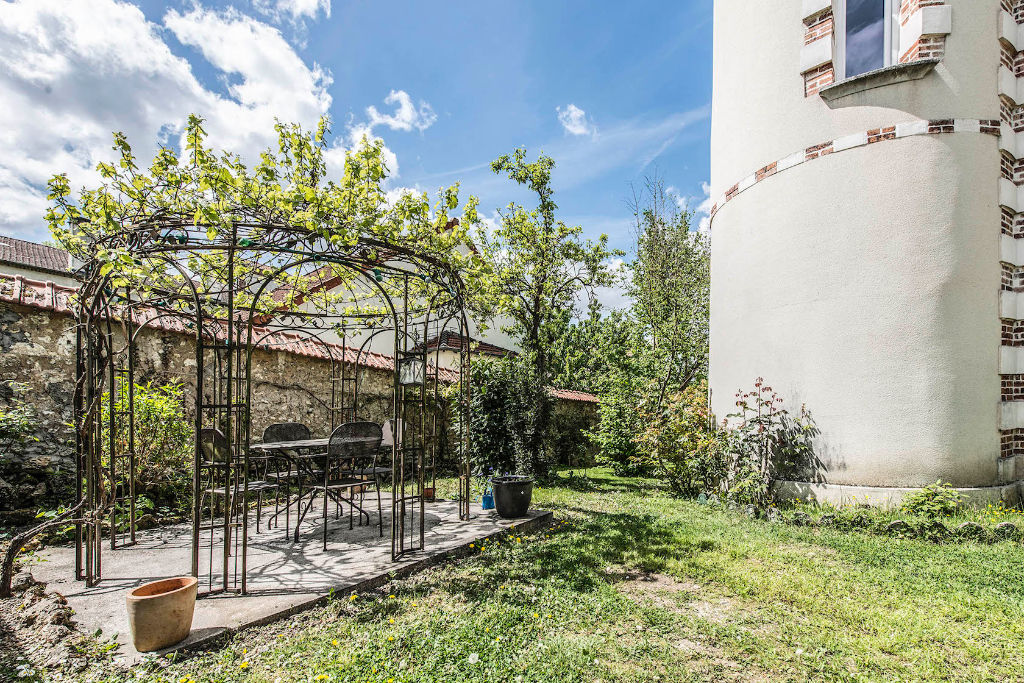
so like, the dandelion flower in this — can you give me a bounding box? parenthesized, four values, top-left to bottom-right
(332, 639, 339, 647)
(412, 602, 418, 607)
(389, 618, 395, 624)
(239, 661, 249, 669)
(389, 594, 396, 599)
(468, 653, 480, 665)
(388, 636, 395, 641)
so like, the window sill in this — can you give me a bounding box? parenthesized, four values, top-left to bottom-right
(819, 58, 940, 102)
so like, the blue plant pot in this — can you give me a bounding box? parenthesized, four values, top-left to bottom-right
(481, 493, 495, 510)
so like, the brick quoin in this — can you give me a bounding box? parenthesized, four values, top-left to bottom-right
(804, 63, 835, 97)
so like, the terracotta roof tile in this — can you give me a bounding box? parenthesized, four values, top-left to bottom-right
(548, 388, 599, 403)
(0, 236, 69, 275)
(415, 330, 514, 357)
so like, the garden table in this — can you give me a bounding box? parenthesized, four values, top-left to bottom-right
(251, 436, 382, 542)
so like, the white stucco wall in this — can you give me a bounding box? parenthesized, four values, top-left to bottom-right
(711, 0, 1000, 202)
(0, 264, 78, 288)
(710, 0, 1004, 489)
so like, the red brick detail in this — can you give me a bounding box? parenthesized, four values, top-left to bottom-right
(1002, 319, 1024, 347)
(804, 63, 835, 98)
(1003, 207, 1017, 237)
(1001, 428, 1024, 459)
(927, 119, 954, 134)
(805, 141, 834, 160)
(982, 119, 1003, 136)
(1002, 374, 1024, 401)
(1002, 262, 1024, 292)
(867, 127, 896, 144)
(900, 0, 946, 25)
(725, 183, 739, 201)
(804, 13, 834, 45)
(754, 162, 777, 182)
(900, 35, 946, 63)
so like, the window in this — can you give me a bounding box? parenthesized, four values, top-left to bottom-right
(835, 0, 898, 80)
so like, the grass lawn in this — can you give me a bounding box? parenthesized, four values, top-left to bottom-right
(70, 469, 1024, 682)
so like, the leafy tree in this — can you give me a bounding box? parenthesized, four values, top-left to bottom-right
(548, 306, 635, 395)
(47, 115, 486, 319)
(478, 149, 622, 475)
(628, 176, 710, 408)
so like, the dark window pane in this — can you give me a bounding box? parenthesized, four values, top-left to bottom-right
(846, 0, 885, 78)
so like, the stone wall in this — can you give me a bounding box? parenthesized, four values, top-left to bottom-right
(0, 299, 597, 517)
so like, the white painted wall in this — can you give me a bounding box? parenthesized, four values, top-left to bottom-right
(0, 263, 78, 288)
(710, 0, 1004, 488)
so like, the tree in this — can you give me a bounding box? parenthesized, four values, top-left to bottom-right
(628, 176, 709, 408)
(478, 148, 622, 475)
(47, 115, 486, 317)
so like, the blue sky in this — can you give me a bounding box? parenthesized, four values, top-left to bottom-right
(0, 0, 712, 262)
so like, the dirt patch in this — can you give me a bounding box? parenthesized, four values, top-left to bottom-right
(611, 569, 773, 681)
(613, 569, 735, 624)
(0, 568, 117, 681)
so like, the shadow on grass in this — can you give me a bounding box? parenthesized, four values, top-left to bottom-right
(548, 469, 665, 496)
(433, 505, 704, 607)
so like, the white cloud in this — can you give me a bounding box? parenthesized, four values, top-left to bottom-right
(366, 90, 437, 133)
(668, 181, 713, 233)
(164, 6, 332, 148)
(0, 0, 333, 241)
(556, 103, 595, 137)
(328, 90, 438, 180)
(253, 0, 331, 22)
(693, 181, 713, 234)
(591, 257, 630, 311)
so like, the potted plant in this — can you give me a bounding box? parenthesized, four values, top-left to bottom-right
(126, 576, 197, 652)
(491, 474, 534, 518)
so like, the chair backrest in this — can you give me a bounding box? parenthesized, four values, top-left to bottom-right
(381, 419, 402, 448)
(199, 428, 230, 463)
(262, 422, 312, 444)
(329, 421, 383, 458)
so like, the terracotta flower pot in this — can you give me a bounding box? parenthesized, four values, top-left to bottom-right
(126, 576, 197, 652)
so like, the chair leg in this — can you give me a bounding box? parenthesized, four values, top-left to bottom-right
(322, 490, 328, 552)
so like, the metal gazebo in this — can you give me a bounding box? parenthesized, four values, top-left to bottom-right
(71, 217, 472, 594)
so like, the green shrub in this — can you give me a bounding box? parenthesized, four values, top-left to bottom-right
(635, 381, 724, 495)
(101, 380, 193, 508)
(462, 355, 552, 477)
(589, 371, 648, 476)
(0, 380, 38, 456)
(723, 378, 817, 507)
(901, 480, 962, 519)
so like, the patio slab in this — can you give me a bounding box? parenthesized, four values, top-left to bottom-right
(30, 497, 551, 661)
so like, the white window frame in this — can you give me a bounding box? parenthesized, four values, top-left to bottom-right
(834, 0, 900, 81)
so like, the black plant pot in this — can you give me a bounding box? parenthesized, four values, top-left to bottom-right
(491, 475, 534, 518)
